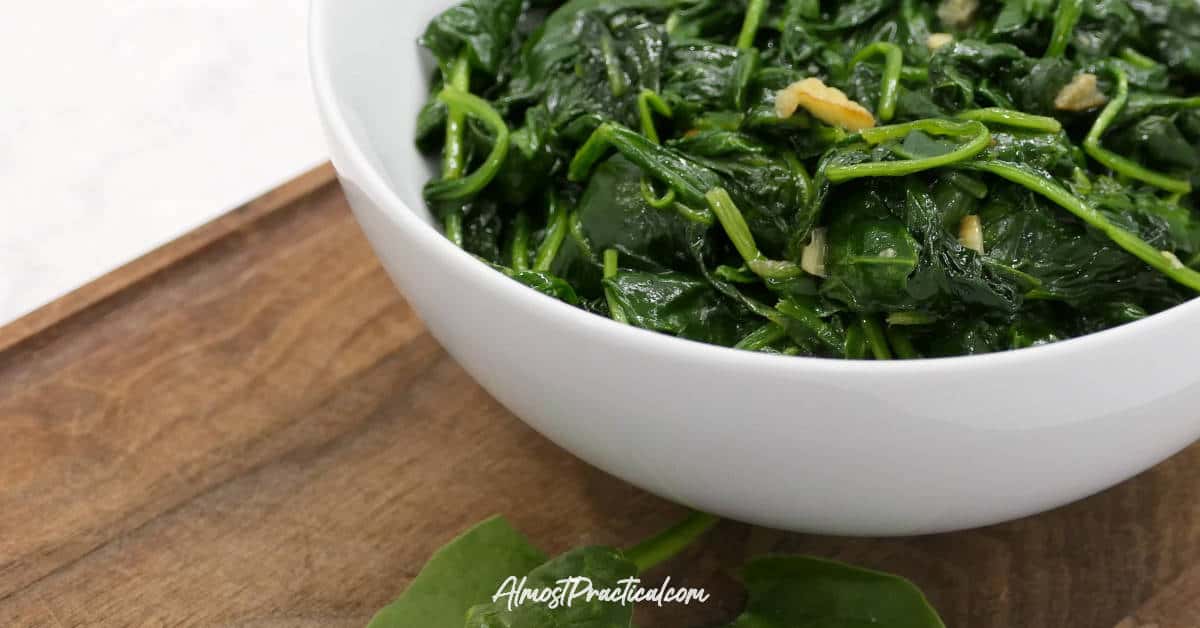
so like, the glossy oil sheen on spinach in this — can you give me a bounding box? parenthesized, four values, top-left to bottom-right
(416, 0, 1200, 359)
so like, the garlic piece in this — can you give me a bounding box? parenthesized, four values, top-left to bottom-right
(938, 0, 979, 29)
(801, 228, 829, 278)
(1054, 73, 1109, 112)
(959, 215, 984, 254)
(927, 33, 955, 51)
(775, 78, 876, 132)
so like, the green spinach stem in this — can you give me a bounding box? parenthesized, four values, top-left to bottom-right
(603, 249, 629, 324)
(624, 512, 719, 573)
(426, 87, 512, 201)
(444, 212, 464, 249)
(533, 194, 569, 272)
(850, 42, 903, 122)
(968, 160, 1200, 292)
(637, 89, 673, 145)
(827, 120, 990, 183)
(705, 188, 804, 280)
(600, 32, 628, 97)
(1046, 0, 1082, 57)
(1085, 66, 1192, 194)
(570, 122, 713, 206)
(735, 322, 787, 351)
(955, 108, 1062, 133)
(441, 52, 471, 246)
(509, 212, 531, 272)
(442, 52, 470, 179)
(736, 0, 769, 50)
(844, 321, 869, 359)
(777, 299, 843, 350)
(859, 315, 893, 360)
(886, 326, 920, 359)
(1119, 47, 1158, 69)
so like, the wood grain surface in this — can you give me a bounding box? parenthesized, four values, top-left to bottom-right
(1, 166, 1198, 627)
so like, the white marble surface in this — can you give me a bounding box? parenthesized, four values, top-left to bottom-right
(0, 1, 327, 326)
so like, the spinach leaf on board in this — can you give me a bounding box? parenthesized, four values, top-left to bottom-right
(366, 517, 546, 628)
(727, 555, 946, 628)
(465, 546, 638, 628)
(366, 513, 949, 628)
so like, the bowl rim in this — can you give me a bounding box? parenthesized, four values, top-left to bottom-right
(308, 0, 1200, 377)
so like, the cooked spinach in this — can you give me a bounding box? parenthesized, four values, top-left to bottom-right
(366, 512, 945, 627)
(417, 0, 1200, 359)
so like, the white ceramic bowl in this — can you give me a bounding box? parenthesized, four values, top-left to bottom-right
(310, 0, 1200, 535)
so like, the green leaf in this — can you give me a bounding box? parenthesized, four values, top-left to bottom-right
(726, 555, 946, 628)
(605, 270, 755, 345)
(465, 546, 638, 628)
(420, 0, 524, 77)
(366, 516, 547, 628)
(820, 186, 920, 312)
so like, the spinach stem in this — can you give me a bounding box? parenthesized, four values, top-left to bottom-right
(1119, 47, 1158, 69)
(509, 211, 531, 272)
(955, 108, 1062, 133)
(886, 326, 920, 359)
(1084, 66, 1192, 194)
(736, 0, 769, 50)
(443, 213, 464, 248)
(732, 48, 760, 111)
(600, 32, 628, 98)
(850, 42, 903, 122)
(625, 512, 719, 573)
(827, 120, 990, 183)
(442, 52, 470, 179)
(426, 87, 512, 201)
(859, 315, 893, 360)
(636, 89, 678, 208)
(603, 249, 629, 324)
(533, 194, 569, 272)
(735, 322, 787, 351)
(887, 311, 937, 326)
(640, 178, 677, 208)
(900, 66, 929, 82)
(570, 122, 714, 206)
(441, 52, 471, 245)
(705, 188, 804, 280)
(777, 300, 842, 350)
(637, 89, 673, 145)
(1046, 0, 1082, 57)
(844, 321, 868, 359)
(968, 160, 1200, 292)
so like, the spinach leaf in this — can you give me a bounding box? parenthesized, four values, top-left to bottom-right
(366, 517, 546, 628)
(726, 555, 946, 628)
(421, 0, 524, 76)
(605, 269, 755, 345)
(820, 185, 920, 312)
(465, 546, 638, 628)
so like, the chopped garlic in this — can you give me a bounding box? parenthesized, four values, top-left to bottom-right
(1054, 73, 1109, 112)
(959, 215, 984, 253)
(801, 228, 828, 278)
(1162, 250, 1185, 270)
(937, 0, 979, 29)
(879, 248, 898, 259)
(775, 78, 876, 131)
(927, 33, 955, 51)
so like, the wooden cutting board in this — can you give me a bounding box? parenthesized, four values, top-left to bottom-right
(2, 165, 1199, 627)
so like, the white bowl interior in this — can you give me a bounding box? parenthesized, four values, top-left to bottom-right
(315, 0, 451, 225)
